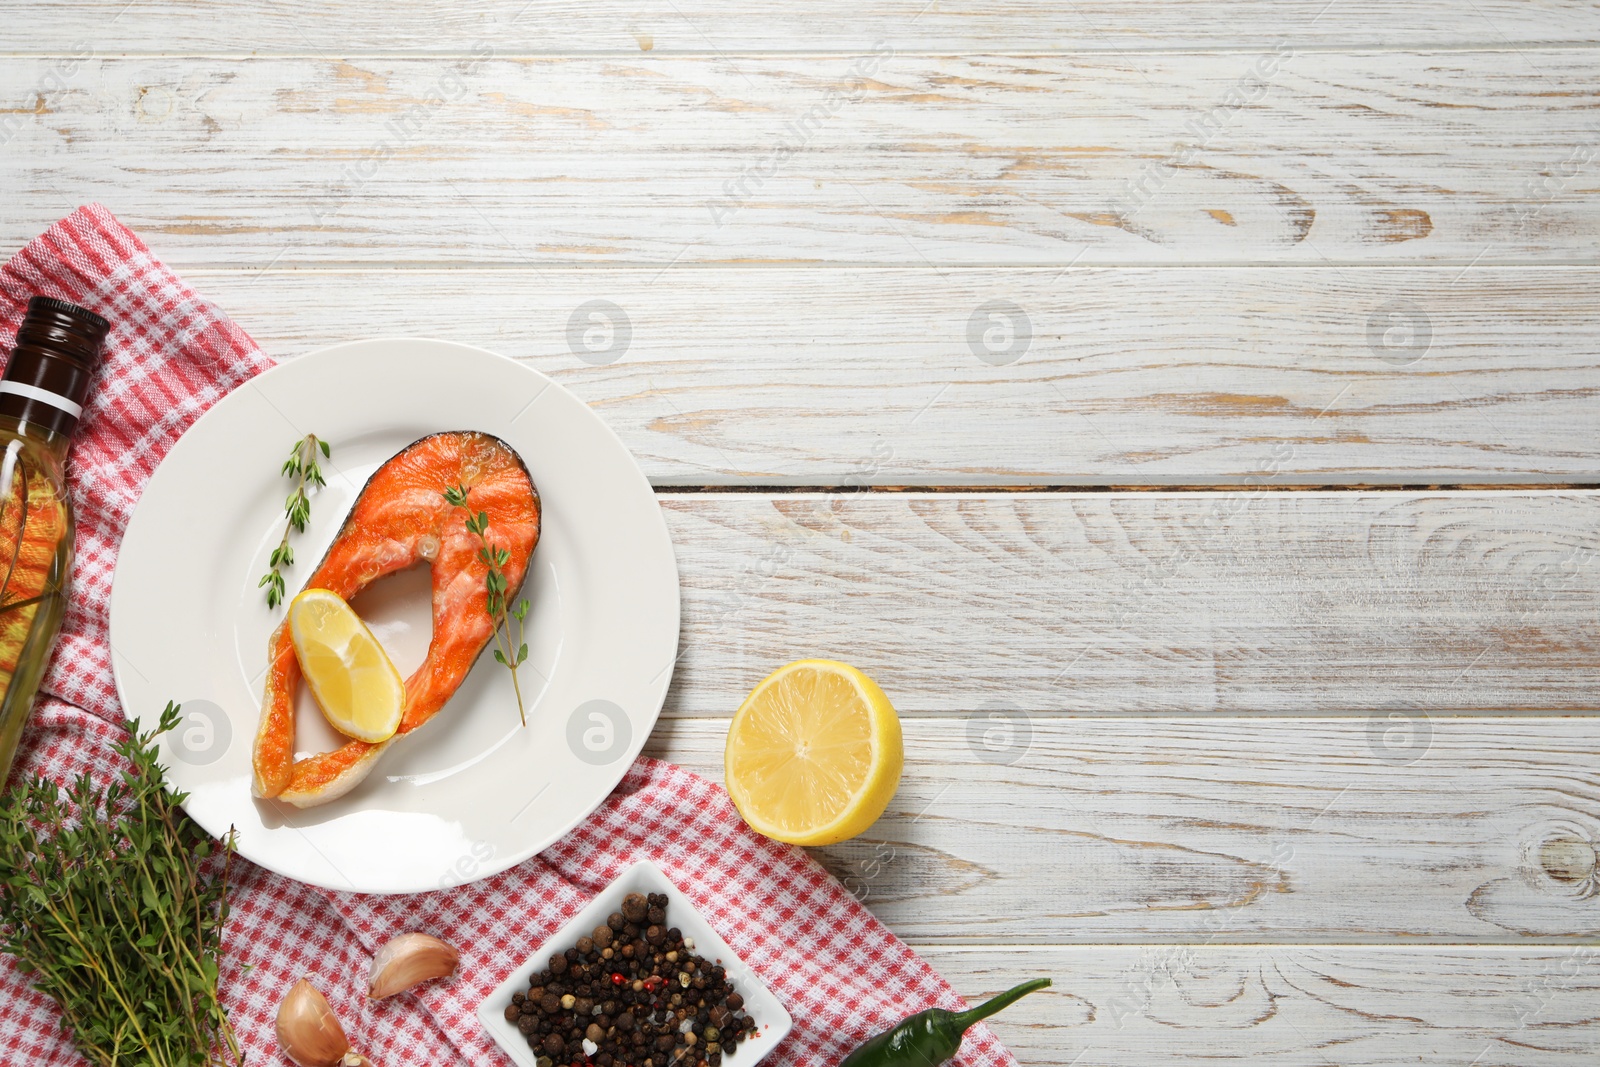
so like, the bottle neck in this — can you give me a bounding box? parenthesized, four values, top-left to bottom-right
(3, 296, 107, 440)
(0, 412, 72, 460)
(0, 346, 93, 439)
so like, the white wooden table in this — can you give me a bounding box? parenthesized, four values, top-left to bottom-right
(6, 3, 1599, 1062)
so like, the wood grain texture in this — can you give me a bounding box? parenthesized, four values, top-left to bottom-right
(188, 265, 1600, 485)
(3, 52, 1598, 265)
(923, 946, 1600, 1065)
(9, 5, 1600, 1059)
(645, 717, 1600, 943)
(657, 492, 1600, 715)
(4, 1, 1597, 53)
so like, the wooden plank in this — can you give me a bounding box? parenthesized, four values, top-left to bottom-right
(4, 53, 1598, 265)
(645, 717, 1600, 943)
(3, 1, 1597, 54)
(189, 265, 1600, 485)
(657, 492, 1600, 716)
(924, 945, 1600, 1065)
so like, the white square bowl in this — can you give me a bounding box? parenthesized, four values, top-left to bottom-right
(479, 861, 794, 1066)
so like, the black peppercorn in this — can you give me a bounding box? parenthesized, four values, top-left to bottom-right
(504, 894, 753, 1061)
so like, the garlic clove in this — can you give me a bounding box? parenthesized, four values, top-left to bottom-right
(277, 978, 378, 1067)
(368, 932, 461, 999)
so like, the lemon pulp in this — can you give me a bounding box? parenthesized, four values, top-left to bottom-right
(287, 588, 405, 743)
(724, 659, 902, 846)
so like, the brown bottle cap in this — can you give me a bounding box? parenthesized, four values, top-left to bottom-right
(1, 296, 109, 437)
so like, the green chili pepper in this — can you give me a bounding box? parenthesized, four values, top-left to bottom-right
(839, 978, 1051, 1067)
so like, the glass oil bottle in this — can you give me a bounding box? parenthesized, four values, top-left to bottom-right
(0, 296, 106, 784)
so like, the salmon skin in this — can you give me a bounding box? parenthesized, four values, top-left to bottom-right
(251, 431, 540, 807)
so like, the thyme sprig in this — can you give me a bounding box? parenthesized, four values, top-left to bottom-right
(444, 483, 531, 726)
(0, 702, 242, 1067)
(259, 434, 329, 608)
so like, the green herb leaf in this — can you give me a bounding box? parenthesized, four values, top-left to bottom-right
(261, 434, 330, 608)
(442, 485, 531, 727)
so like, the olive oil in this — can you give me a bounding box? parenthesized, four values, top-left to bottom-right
(0, 297, 105, 784)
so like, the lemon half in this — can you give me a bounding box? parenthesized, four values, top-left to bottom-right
(724, 659, 903, 846)
(288, 588, 405, 743)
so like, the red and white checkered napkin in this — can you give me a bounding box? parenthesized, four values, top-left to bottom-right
(0, 206, 1018, 1067)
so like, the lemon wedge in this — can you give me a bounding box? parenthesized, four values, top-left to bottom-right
(288, 588, 405, 743)
(723, 659, 903, 846)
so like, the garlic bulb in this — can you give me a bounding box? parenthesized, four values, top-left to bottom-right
(368, 932, 461, 999)
(276, 979, 375, 1067)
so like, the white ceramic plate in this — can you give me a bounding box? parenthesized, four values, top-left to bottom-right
(108, 339, 680, 894)
(478, 861, 793, 1066)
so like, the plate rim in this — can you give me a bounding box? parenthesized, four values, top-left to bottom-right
(108, 335, 680, 893)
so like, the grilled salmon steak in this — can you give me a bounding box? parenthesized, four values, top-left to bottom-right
(251, 431, 540, 807)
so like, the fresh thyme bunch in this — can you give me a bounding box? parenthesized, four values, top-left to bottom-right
(0, 703, 242, 1066)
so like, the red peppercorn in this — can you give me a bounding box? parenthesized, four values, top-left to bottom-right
(612, 973, 626, 986)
